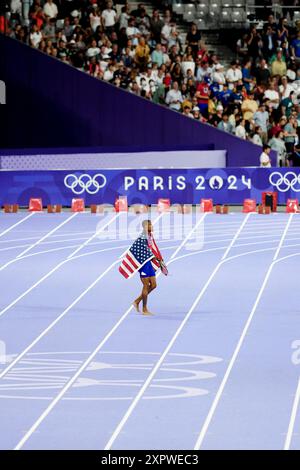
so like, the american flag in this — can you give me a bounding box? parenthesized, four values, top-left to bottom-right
(119, 233, 161, 279)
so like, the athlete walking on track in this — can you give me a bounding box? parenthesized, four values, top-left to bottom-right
(119, 219, 168, 315)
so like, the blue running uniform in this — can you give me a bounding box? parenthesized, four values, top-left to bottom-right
(139, 260, 156, 278)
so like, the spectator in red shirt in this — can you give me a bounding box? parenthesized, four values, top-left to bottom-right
(195, 79, 210, 117)
(269, 115, 288, 137)
(0, 14, 9, 34)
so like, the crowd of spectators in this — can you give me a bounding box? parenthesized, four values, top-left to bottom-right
(3, 1, 300, 165)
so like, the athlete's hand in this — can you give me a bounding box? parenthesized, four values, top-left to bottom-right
(160, 260, 169, 276)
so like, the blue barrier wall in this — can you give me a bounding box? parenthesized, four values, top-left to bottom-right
(0, 168, 296, 205)
(0, 35, 275, 167)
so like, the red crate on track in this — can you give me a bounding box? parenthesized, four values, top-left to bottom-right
(72, 198, 85, 212)
(157, 198, 170, 212)
(115, 196, 128, 212)
(200, 199, 213, 212)
(243, 199, 256, 213)
(29, 198, 43, 212)
(286, 199, 298, 213)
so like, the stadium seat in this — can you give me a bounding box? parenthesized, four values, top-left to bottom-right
(221, 9, 232, 23)
(196, 8, 207, 20)
(294, 10, 300, 22)
(194, 18, 206, 29)
(208, 11, 220, 25)
(211, 2, 221, 14)
(184, 4, 196, 14)
(232, 9, 247, 23)
(233, 0, 246, 6)
(197, 0, 209, 6)
(173, 3, 184, 15)
(184, 10, 196, 22)
(197, 0, 209, 14)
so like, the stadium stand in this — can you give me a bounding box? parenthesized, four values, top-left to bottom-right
(2, 0, 300, 165)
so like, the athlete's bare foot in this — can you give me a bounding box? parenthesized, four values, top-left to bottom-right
(142, 308, 154, 316)
(133, 300, 140, 312)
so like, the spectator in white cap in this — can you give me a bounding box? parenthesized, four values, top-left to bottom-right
(264, 82, 280, 109)
(226, 61, 242, 90)
(71, 10, 80, 18)
(212, 64, 226, 89)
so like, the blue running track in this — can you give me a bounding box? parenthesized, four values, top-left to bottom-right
(0, 210, 299, 450)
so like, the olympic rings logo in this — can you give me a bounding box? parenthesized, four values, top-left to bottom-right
(64, 173, 107, 195)
(269, 172, 300, 192)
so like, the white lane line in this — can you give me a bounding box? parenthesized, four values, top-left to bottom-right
(0, 219, 282, 251)
(194, 213, 293, 450)
(0, 218, 282, 249)
(103, 213, 251, 450)
(205, 232, 282, 242)
(14, 234, 285, 264)
(0, 213, 34, 239)
(67, 211, 184, 260)
(0, 234, 90, 246)
(1, 214, 164, 380)
(284, 377, 300, 450)
(169, 214, 207, 260)
(13, 213, 207, 450)
(0, 213, 78, 274)
(0, 230, 176, 251)
(221, 214, 251, 260)
(273, 214, 293, 261)
(0, 259, 119, 380)
(0, 214, 120, 320)
(66, 217, 122, 260)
